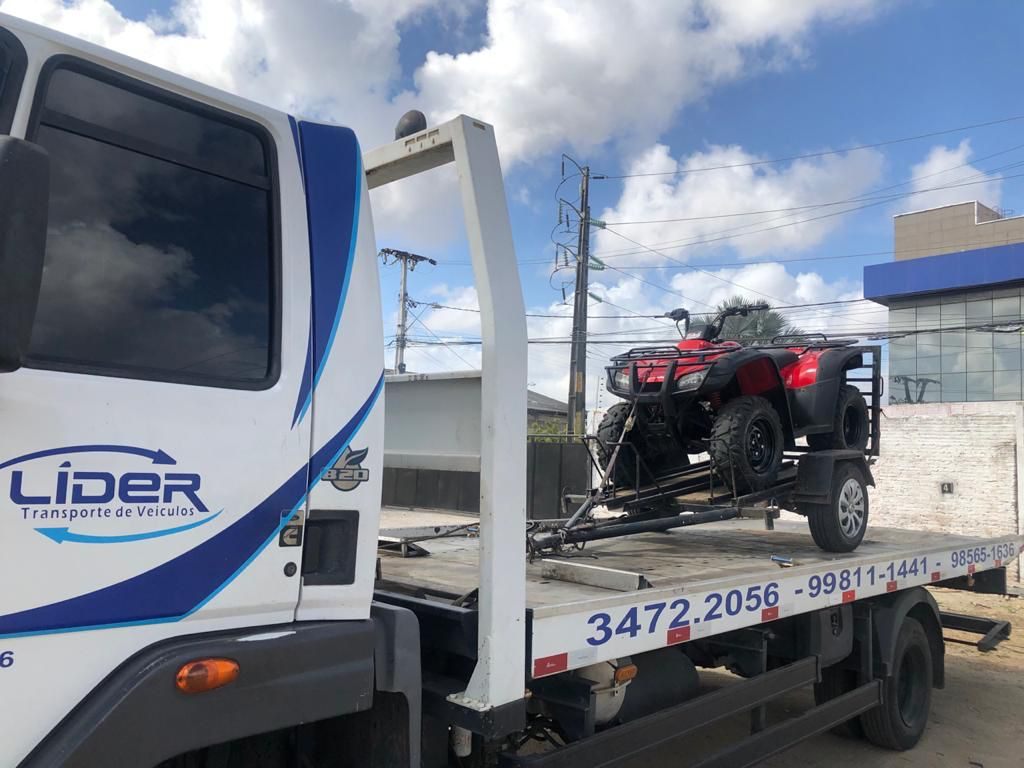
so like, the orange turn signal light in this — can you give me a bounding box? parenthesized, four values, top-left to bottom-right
(175, 658, 239, 694)
(613, 663, 638, 685)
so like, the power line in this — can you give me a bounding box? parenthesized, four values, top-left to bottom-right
(597, 169, 1024, 264)
(413, 300, 668, 320)
(403, 318, 1024, 346)
(406, 307, 477, 369)
(598, 225, 791, 305)
(600, 161, 1024, 226)
(595, 114, 1024, 180)
(589, 150, 1024, 263)
(419, 296, 874, 323)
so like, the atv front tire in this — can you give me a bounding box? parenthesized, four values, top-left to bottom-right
(596, 403, 686, 489)
(808, 384, 869, 452)
(596, 403, 640, 488)
(709, 395, 784, 493)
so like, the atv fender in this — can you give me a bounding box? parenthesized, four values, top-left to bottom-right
(790, 348, 863, 436)
(791, 450, 874, 505)
(700, 348, 796, 444)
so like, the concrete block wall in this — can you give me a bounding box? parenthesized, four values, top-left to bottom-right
(870, 401, 1023, 582)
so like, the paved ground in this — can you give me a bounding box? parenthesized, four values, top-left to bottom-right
(647, 588, 1024, 768)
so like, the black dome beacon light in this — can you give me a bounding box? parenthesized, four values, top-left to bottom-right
(395, 110, 427, 140)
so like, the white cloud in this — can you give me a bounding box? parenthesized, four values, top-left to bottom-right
(903, 140, 1003, 213)
(2, 0, 886, 250)
(412, 0, 881, 164)
(592, 142, 885, 260)
(1, 0, 443, 139)
(2, 0, 892, 393)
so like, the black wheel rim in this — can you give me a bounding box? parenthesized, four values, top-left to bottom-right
(897, 645, 928, 728)
(747, 417, 776, 473)
(842, 406, 863, 446)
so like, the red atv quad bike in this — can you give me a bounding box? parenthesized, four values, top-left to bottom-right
(598, 303, 874, 549)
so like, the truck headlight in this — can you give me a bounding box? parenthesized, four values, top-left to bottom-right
(674, 369, 707, 391)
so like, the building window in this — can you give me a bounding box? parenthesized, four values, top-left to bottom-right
(994, 370, 1022, 401)
(26, 61, 277, 387)
(889, 289, 1024, 404)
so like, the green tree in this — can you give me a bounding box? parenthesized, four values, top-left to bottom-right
(691, 295, 802, 343)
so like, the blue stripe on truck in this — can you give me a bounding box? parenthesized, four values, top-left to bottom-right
(0, 373, 384, 638)
(291, 121, 363, 428)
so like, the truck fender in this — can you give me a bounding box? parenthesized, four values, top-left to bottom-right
(867, 586, 944, 689)
(792, 452, 875, 505)
(371, 601, 423, 768)
(21, 621, 379, 768)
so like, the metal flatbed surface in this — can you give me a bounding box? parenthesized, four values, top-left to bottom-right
(377, 507, 1023, 680)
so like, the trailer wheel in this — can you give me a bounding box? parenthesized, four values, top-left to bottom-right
(808, 385, 869, 452)
(860, 617, 933, 751)
(709, 395, 784, 493)
(805, 462, 868, 552)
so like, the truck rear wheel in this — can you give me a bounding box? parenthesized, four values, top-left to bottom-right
(805, 462, 869, 552)
(808, 384, 869, 452)
(860, 617, 933, 750)
(709, 395, 784, 493)
(813, 666, 865, 738)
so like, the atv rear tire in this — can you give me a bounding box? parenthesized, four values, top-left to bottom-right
(709, 395, 784, 493)
(596, 403, 686, 488)
(808, 384, 869, 452)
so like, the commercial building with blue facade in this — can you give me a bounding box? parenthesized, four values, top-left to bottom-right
(864, 201, 1024, 404)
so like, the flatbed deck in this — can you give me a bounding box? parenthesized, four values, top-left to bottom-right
(377, 507, 1023, 681)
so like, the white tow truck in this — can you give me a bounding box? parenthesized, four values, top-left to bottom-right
(0, 13, 1019, 768)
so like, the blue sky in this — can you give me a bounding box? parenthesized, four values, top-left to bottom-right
(5, 0, 1023, 400)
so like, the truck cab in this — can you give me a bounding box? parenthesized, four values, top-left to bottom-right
(0, 13, 531, 767)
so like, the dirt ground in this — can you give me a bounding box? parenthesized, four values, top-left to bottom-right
(647, 588, 1024, 768)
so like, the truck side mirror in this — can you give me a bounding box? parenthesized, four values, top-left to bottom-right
(0, 137, 49, 373)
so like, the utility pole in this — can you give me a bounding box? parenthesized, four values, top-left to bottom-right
(565, 161, 592, 436)
(380, 248, 436, 374)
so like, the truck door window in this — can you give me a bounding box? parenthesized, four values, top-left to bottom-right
(26, 59, 279, 388)
(0, 27, 27, 134)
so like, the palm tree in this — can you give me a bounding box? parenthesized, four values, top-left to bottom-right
(690, 295, 802, 343)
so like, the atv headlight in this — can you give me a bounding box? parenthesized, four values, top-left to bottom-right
(674, 369, 708, 391)
(612, 367, 630, 390)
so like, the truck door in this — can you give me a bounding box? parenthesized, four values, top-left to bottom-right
(0, 36, 312, 760)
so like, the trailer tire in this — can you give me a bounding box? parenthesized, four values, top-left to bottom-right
(813, 667, 865, 738)
(709, 395, 784, 493)
(808, 385, 869, 452)
(860, 617, 933, 751)
(805, 462, 869, 552)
